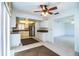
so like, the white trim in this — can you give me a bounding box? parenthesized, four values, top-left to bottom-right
(0, 3, 11, 56)
(4, 2, 12, 16)
(6, 10, 10, 56)
(3, 4, 6, 56)
(0, 2, 3, 56)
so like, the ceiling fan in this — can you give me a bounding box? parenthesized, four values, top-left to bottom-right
(34, 5, 59, 16)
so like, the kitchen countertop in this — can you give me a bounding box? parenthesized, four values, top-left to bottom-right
(37, 30, 48, 33)
(12, 29, 29, 33)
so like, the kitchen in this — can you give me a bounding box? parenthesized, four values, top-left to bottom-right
(10, 17, 49, 49)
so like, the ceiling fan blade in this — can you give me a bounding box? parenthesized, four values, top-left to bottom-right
(54, 12, 59, 15)
(34, 11, 41, 12)
(40, 5, 43, 10)
(48, 12, 53, 15)
(48, 7, 57, 11)
(40, 5, 47, 11)
(44, 5, 48, 10)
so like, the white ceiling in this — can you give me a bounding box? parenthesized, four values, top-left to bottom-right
(13, 2, 59, 11)
(54, 15, 74, 22)
(12, 2, 60, 16)
(12, 2, 77, 20)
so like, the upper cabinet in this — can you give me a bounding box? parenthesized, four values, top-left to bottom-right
(10, 11, 16, 27)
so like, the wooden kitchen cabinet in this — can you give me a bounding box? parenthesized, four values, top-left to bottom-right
(20, 31, 29, 39)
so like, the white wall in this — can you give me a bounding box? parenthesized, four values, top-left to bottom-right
(35, 21, 40, 38)
(39, 20, 48, 28)
(53, 21, 65, 37)
(53, 18, 74, 37)
(74, 3, 79, 53)
(65, 23, 74, 36)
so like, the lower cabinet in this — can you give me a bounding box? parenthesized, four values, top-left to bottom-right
(20, 31, 29, 39)
(10, 34, 21, 48)
(37, 32, 48, 42)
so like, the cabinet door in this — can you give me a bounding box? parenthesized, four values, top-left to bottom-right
(10, 11, 16, 27)
(20, 31, 29, 39)
(10, 34, 21, 48)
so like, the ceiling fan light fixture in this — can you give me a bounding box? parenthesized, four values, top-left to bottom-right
(42, 5, 45, 10)
(34, 5, 58, 16)
(41, 12, 48, 16)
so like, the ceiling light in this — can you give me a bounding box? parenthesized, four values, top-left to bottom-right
(19, 20, 25, 23)
(42, 6, 45, 10)
(29, 21, 34, 24)
(41, 12, 48, 16)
